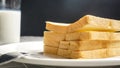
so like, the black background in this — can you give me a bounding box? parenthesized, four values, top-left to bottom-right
(21, 0, 120, 36)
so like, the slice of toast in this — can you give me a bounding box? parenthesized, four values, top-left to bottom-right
(59, 41, 70, 49)
(44, 31, 120, 41)
(44, 38, 59, 47)
(46, 21, 70, 33)
(60, 40, 120, 51)
(66, 31, 110, 41)
(68, 15, 111, 32)
(106, 41, 120, 48)
(110, 20, 120, 31)
(69, 41, 105, 51)
(59, 41, 104, 51)
(44, 31, 66, 47)
(46, 15, 120, 33)
(107, 48, 120, 57)
(57, 48, 107, 59)
(70, 49, 107, 59)
(44, 31, 66, 41)
(59, 40, 105, 51)
(57, 49, 72, 58)
(110, 32, 120, 40)
(44, 45, 58, 55)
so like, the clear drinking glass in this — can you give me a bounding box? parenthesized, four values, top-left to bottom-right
(0, 0, 21, 44)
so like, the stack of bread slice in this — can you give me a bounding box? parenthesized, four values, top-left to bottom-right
(44, 15, 120, 59)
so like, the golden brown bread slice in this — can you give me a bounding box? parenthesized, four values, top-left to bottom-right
(68, 15, 111, 32)
(44, 31, 66, 41)
(57, 49, 71, 58)
(46, 21, 70, 33)
(106, 41, 120, 48)
(107, 48, 120, 57)
(46, 15, 120, 33)
(59, 41, 105, 50)
(110, 32, 120, 40)
(59, 40, 120, 51)
(44, 31, 120, 41)
(44, 45, 58, 55)
(44, 38, 60, 47)
(59, 41, 70, 49)
(70, 49, 107, 59)
(58, 48, 120, 59)
(69, 41, 105, 51)
(44, 31, 66, 47)
(66, 31, 111, 41)
(110, 20, 120, 31)
(57, 48, 107, 59)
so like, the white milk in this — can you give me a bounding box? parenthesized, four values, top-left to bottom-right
(0, 10, 21, 44)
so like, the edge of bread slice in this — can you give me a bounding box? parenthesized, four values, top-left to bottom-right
(46, 21, 70, 33)
(46, 15, 120, 33)
(71, 49, 107, 59)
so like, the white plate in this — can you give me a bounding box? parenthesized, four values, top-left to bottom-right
(0, 41, 120, 67)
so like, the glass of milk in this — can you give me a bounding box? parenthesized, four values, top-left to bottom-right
(0, 0, 21, 44)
